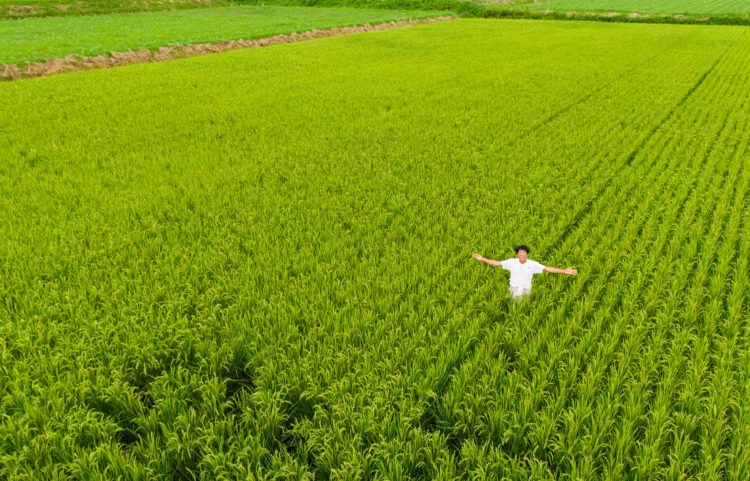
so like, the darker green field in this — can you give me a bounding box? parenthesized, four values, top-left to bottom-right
(515, 0, 750, 15)
(0, 5, 443, 65)
(497, 0, 750, 25)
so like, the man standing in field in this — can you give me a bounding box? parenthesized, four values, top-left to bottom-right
(473, 245, 577, 300)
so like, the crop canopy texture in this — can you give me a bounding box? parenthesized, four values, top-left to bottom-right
(1, 19, 750, 480)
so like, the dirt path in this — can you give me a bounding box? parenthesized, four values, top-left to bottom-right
(1, 15, 455, 81)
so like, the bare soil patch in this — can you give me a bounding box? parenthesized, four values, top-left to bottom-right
(7, 4, 44, 14)
(1, 16, 454, 81)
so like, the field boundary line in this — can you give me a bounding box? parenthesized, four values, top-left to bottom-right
(469, 7, 750, 27)
(0, 15, 455, 81)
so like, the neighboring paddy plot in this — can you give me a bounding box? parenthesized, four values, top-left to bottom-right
(495, 0, 750, 24)
(515, 0, 750, 15)
(0, 5, 445, 65)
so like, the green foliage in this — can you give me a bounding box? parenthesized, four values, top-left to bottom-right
(0, 5, 444, 65)
(250, 0, 750, 25)
(473, 6, 750, 26)
(0, 0, 235, 20)
(2, 18, 750, 480)
(514, 0, 750, 15)
(3, 0, 750, 26)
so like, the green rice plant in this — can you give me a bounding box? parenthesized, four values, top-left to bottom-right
(2, 18, 750, 481)
(513, 0, 750, 16)
(0, 0, 234, 20)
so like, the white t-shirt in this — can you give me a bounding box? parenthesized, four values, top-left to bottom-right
(500, 258, 545, 289)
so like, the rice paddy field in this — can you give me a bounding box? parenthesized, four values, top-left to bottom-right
(0, 0, 235, 20)
(481, 0, 750, 25)
(2, 16, 750, 481)
(0, 5, 440, 65)
(513, 0, 750, 15)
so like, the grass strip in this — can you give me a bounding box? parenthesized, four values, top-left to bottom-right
(0, 0, 233, 20)
(470, 6, 750, 26)
(249, 0, 750, 26)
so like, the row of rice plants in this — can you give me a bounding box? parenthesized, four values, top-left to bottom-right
(431, 34, 750, 479)
(255, 24, 742, 481)
(1, 19, 749, 479)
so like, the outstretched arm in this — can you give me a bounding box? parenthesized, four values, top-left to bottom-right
(473, 253, 503, 268)
(543, 266, 578, 275)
